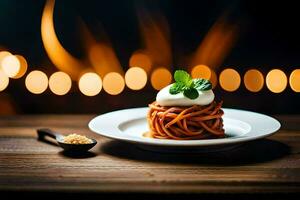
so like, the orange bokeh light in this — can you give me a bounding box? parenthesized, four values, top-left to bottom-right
(103, 72, 125, 95)
(191, 65, 211, 80)
(219, 68, 241, 92)
(49, 71, 72, 95)
(191, 65, 217, 88)
(150, 68, 172, 90)
(125, 67, 147, 90)
(0, 51, 12, 64)
(244, 69, 264, 92)
(290, 69, 300, 92)
(25, 70, 48, 94)
(78, 72, 102, 96)
(129, 51, 152, 73)
(1, 55, 20, 78)
(266, 69, 287, 93)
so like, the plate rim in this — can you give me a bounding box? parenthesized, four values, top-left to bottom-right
(88, 107, 281, 147)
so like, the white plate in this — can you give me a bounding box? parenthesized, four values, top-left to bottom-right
(88, 107, 280, 149)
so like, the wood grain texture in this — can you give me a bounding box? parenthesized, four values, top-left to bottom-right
(0, 115, 299, 195)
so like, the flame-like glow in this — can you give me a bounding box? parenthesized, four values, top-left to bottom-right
(25, 70, 48, 94)
(1, 55, 20, 78)
(13, 55, 28, 79)
(266, 69, 287, 93)
(78, 72, 102, 96)
(133, 8, 172, 71)
(80, 21, 123, 78)
(88, 43, 123, 77)
(290, 69, 300, 92)
(49, 71, 72, 95)
(103, 72, 125, 95)
(41, 0, 84, 79)
(244, 69, 264, 92)
(190, 16, 238, 70)
(0, 69, 9, 92)
(219, 68, 241, 92)
(125, 67, 147, 90)
(129, 51, 152, 73)
(150, 67, 172, 90)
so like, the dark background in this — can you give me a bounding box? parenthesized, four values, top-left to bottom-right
(0, 0, 299, 114)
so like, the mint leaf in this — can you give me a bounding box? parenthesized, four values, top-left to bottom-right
(169, 70, 211, 100)
(187, 79, 194, 88)
(193, 78, 212, 91)
(174, 70, 191, 85)
(169, 83, 184, 94)
(183, 88, 199, 99)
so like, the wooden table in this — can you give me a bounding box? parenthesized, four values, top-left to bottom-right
(0, 115, 299, 199)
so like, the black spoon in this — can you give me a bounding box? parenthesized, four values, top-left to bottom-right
(37, 128, 97, 152)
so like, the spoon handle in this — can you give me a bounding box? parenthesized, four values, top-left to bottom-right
(37, 128, 61, 140)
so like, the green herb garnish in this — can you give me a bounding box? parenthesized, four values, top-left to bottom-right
(193, 78, 212, 91)
(169, 70, 212, 99)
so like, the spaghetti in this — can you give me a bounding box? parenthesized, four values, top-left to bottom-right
(147, 101, 224, 140)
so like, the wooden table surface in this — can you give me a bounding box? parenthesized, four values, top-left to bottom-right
(0, 115, 299, 198)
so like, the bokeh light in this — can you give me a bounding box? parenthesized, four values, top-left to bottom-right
(191, 65, 211, 79)
(78, 72, 102, 96)
(0, 70, 9, 92)
(150, 67, 172, 90)
(0, 51, 12, 64)
(219, 68, 241, 92)
(103, 72, 125, 95)
(244, 69, 264, 92)
(125, 67, 147, 90)
(129, 52, 152, 73)
(266, 69, 287, 93)
(13, 55, 28, 79)
(289, 69, 300, 92)
(25, 70, 48, 94)
(49, 71, 72, 95)
(1, 55, 20, 78)
(191, 65, 217, 88)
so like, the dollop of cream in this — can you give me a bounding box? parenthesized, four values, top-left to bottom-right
(156, 84, 214, 106)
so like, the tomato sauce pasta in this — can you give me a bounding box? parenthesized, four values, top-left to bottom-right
(147, 101, 224, 140)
